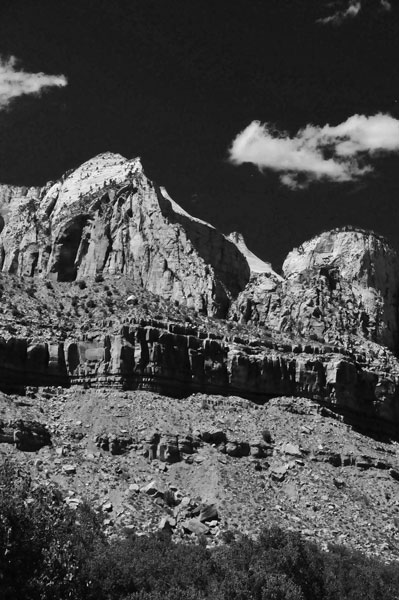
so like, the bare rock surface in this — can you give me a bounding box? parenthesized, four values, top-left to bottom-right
(2, 273, 399, 436)
(230, 227, 399, 352)
(4, 155, 399, 564)
(0, 153, 249, 316)
(3, 387, 399, 561)
(227, 231, 282, 277)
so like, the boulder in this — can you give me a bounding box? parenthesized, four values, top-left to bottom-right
(158, 433, 180, 463)
(142, 480, 165, 497)
(158, 516, 176, 531)
(62, 464, 77, 475)
(225, 440, 250, 457)
(182, 518, 209, 535)
(389, 469, 399, 482)
(271, 464, 289, 482)
(281, 443, 302, 457)
(199, 504, 219, 523)
(201, 428, 226, 445)
(249, 439, 270, 458)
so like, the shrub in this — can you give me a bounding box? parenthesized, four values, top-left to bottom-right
(163, 489, 177, 507)
(200, 397, 209, 410)
(0, 460, 105, 600)
(261, 428, 273, 443)
(1, 461, 399, 600)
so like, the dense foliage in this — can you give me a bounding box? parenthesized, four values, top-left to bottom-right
(1, 460, 398, 600)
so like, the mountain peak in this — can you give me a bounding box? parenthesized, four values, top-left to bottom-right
(0, 153, 250, 315)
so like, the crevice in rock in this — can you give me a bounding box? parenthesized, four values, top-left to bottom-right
(56, 216, 88, 282)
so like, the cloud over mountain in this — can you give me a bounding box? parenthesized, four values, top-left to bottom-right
(0, 56, 67, 109)
(228, 114, 399, 189)
(317, 0, 391, 26)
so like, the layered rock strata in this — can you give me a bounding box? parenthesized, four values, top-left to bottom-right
(1, 321, 399, 436)
(230, 227, 399, 352)
(95, 426, 272, 461)
(2, 160, 399, 438)
(0, 419, 51, 451)
(0, 153, 249, 316)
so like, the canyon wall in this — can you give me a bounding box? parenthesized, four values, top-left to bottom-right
(2, 156, 399, 438)
(1, 321, 399, 436)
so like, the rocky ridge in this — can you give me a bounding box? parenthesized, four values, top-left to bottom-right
(2, 316, 399, 437)
(230, 227, 399, 353)
(1, 158, 399, 438)
(3, 154, 399, 561)
(0, 153, 249, 317)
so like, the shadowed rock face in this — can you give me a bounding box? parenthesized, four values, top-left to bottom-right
(230, 228, 399, 353)
(2, 321, 399, 437)
(0, 419, 51, 451)
(2, 160, 399, 440)
(0, 153, 250, 317)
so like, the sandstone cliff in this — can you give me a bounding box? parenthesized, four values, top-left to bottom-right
(1, 319, 399, 437)
(0, 153, 250, 317)
(3, 158, 399, 440)
(230, 227, 399, 353)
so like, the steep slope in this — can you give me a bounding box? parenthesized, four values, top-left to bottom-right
(1, 273, 399, 437)
(3, 388, 399, 563)
(230, 227, 399, 353)
(3, 174, 399, 568)
(1, 222, 399, 436)
(227, 231, 282, 277)
(0, 153, 250, 317)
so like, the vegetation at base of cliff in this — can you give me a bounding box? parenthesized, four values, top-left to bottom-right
(1, 461, 399, 600)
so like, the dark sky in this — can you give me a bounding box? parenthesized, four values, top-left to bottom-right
(0, 0, 398, 270)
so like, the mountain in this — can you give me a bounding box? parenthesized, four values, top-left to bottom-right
(231, 227, 399, 352)
(0, 152, 249, 317)
(2, 153, 399, 563)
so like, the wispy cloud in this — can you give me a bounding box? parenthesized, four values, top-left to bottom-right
(318, 1, 361, 26)
(228, 114, 399, 189)
(0, 56, 67, 109)
(380, 0, 392, 10)
(317, 0, 391, 25)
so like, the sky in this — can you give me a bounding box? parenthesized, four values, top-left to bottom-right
(0, 0, 398, 270)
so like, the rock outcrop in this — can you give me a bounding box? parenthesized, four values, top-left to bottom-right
(0, 153, 249, 316)
(2, 320, 399, 437)
(230, 227, 399, 353)
(0, 419, 51, 451)
(227, 231, 282, 278)
(2, 158, 399, 440)
(0, 336, 68, 392)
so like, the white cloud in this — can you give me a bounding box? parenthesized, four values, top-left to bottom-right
(317, 0, 391, 25)
(228, 114, 399, 189)
(317, 0, 361, 25)
(0, 56, 67, 109)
